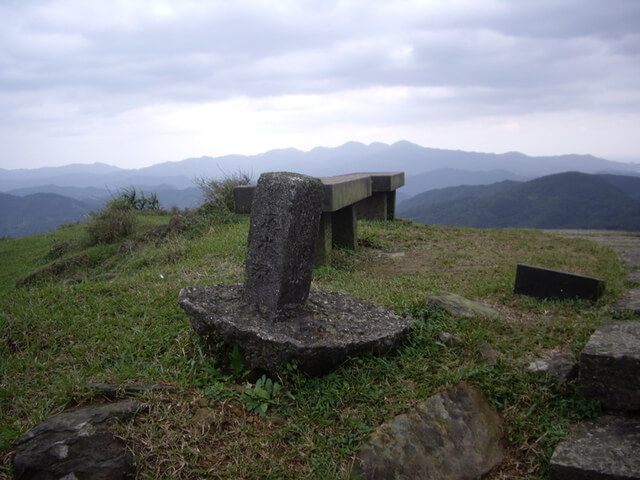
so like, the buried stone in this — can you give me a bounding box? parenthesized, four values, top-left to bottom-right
(179, 172, 414, 376)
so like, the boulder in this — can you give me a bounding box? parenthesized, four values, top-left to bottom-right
(353, 382, 504, 480)
(13, 400, 140, 480)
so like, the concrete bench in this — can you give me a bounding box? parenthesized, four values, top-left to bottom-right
(233, 172, 404, 264)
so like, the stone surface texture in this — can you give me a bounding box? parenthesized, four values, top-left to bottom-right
(428, 291, 504, 321)
(13, 400, 140, 480)
(550, 415, 640, 480)
(581, 320, 640, 412)
(354, 383, 504, 480)
(244, 172, 324, 312)
(514, 263, 605, 301)
(526, 352, 577, 383)
(179, 284, 414, 376)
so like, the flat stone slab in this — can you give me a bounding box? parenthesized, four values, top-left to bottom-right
(581, 320, 640, 412)
(13, 400, 140, 480)
(179, 284, 414, 376)
(428, 291, 504, 321)
(353, 382, 504, 480)
(550, 415, 640, 480)
(514, 263, 605, 301)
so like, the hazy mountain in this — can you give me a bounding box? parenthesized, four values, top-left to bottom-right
(403, 168, 524, 196)
(7, 185, 202, 210)
(0, 192, 93, 238)
(3, 142, 639, 193)
(399, 172, 640, 230)
(398, 180, 520, 211)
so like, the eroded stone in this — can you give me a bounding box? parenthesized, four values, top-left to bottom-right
(179, 284, 414, 376)
(244, 172, 324, 311)
(353, 382, 504, 480)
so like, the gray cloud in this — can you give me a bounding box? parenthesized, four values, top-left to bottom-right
(1, 0, 639, 168)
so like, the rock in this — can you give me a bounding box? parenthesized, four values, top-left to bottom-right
(526, 352, 577, 383)
(354, 382, 504, 480)
(613, 287, 640, 314)
(13, 400, 140, 480)
(580, 320, 640, 412)
(480, 341, 498, 365)
(179, 284, 414, 376)
(428, 292, 504, 321)
(438, 331, 462, 347)
(243, 172, 324, 312)
(550, 415, 640, 480)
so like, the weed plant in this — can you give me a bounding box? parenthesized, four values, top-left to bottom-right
(0, 216, 632, 479)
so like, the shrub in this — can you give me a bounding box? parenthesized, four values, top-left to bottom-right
(86, 204, 137, 245)
(196, 171, 251, 213)
(112, 187, 162, 211)
(188, 171, 252, 232)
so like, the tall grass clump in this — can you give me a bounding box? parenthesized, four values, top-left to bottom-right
(86, 199, 137, 245)
(191, 171, 252, 229)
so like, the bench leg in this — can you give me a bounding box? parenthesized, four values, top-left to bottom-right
(332, 205, 357, 249)
(355, 192, 387, 220)
(314, 213, 332, 266)
(386, 191, 396, 220)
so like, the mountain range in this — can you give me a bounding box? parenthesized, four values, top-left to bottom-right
(397, 172, 640, 230)
(2, 141, 640, 237)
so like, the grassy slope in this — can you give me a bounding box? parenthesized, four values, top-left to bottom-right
(0, 215, 633, 479)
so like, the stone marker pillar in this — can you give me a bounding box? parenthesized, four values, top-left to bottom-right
(244, 172, 324, 312)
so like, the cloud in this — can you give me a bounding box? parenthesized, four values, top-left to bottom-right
(0, 0, 639, 169)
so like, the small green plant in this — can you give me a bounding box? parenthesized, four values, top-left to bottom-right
(114, 186, 162, 211)
(243, 375, 283, 417)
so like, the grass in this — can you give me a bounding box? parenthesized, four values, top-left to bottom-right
(0, 214, 634, 479)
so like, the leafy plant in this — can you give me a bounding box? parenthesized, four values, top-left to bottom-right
(243, 375, 283, 417)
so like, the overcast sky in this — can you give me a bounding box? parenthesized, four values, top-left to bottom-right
(1, 0, 639, 170)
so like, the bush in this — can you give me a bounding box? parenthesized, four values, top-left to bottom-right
(112, 187, 161, 211)
(188, 171, 252, 232)
(86, 204, 137, 245)
(196, 171, 251, 213)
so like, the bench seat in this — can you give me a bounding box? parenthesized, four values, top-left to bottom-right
(233, 172, 404, 264)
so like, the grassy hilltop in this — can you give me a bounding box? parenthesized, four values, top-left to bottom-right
(0, 207, 632, 479)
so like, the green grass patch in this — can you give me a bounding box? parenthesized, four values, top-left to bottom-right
(0, 215, 631, 479)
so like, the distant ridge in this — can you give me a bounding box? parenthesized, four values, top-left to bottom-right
(0, 192, 93, 238)
(2, 141, 639, 192)
(398, 172, 640, 231)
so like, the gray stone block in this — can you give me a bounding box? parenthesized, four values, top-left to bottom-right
(244, 172, 324, 311)
(514, 263, 605, 301)
(550, 415, 640, 480)
(581, 321, 640, 412)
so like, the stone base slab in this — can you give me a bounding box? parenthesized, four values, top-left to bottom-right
(179, 284, 414, 376)
(581, 321, 640, 412)
(550, 415, 640, 480)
